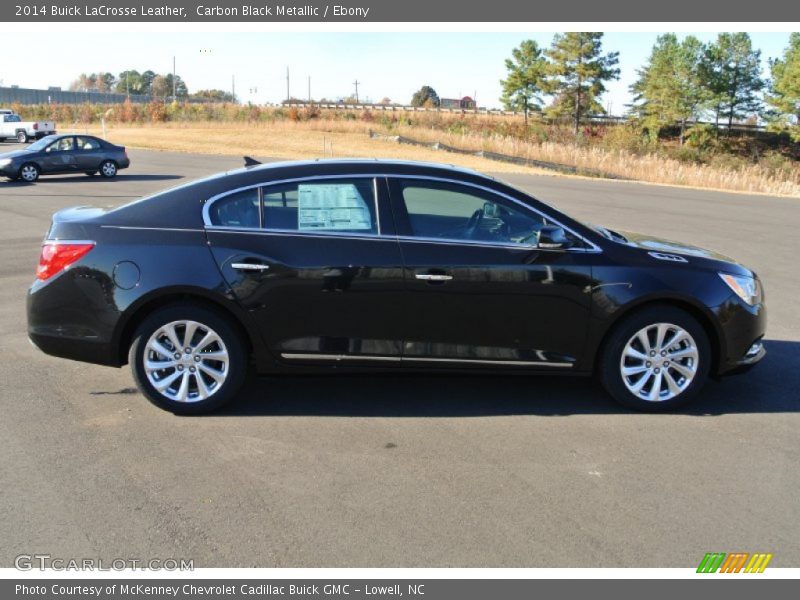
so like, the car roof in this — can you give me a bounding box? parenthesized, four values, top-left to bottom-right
(227, 158, 487, 178)
(104, 158, 503, 230)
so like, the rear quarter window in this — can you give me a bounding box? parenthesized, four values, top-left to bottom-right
(208, 188, 260, 228)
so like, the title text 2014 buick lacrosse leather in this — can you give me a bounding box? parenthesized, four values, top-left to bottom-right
(26, 160, 766, 414)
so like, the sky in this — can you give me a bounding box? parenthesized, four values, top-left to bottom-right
(0, 31, 793, 113)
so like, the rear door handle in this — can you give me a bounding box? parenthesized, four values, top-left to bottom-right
(231, 263, 270, 272)
(415, 273, 453, 281)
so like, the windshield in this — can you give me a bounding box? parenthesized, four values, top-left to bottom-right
(25, 136, 59, 152)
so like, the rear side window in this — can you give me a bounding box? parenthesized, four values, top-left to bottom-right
(208, 188, 260, 228)
(263, 178, 377, 234)
(76, 136, 102, 150)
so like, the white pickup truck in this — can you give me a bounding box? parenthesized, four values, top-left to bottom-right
(0, 110, 57, 143)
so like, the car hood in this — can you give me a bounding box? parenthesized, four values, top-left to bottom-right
(0, 148, 33, 160)
(618, 230, 753, 276)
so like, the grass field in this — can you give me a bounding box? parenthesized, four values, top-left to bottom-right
(78, 121, 552, 177)
(72, 120, 800, 197)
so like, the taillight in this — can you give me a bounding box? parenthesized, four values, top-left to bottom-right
(36, 242, 95, 281)
(33, 122, 38, 130)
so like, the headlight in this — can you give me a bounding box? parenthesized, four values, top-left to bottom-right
(719, 273, 761, 306)
(0, 158, 12, 167)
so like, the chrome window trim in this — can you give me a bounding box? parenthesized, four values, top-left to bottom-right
(280, 352, 573, 368)
(100, 225, 204, 233)
(205, 226, 398, 243)
(204, 174, 382, 236)
(202, 172, 602, 253)
(204, 226, 581, 252)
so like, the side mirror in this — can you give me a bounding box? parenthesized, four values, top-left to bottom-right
(537, 225, 573, 250)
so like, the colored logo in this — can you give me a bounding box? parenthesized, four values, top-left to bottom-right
(697, 552, 773, 573)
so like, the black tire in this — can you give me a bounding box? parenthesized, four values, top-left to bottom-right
(85, 171, 98, 177)
(99, 160, 117, 178)
(18, 162, 39, 182)
(599, 305, 711, 412)
(128, 303, 247, 415)
(16, 130, 28, 143)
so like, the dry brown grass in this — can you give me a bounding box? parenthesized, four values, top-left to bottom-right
(78, 121, 553, 177)
(76, 120, 800, 197)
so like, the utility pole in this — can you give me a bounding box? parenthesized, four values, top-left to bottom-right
(286, 67, 290, 102)
(308, 75, 311, 102)
(353, 79, 360, 103)
(172, 56, 176, 102)
(231, 75, 235, 103)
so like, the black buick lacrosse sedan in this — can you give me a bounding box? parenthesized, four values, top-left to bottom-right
(27, 159, 766, 414)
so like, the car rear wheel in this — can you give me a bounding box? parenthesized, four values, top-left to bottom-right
(129, 304, 247, 415)
(17, 130, 28, 143)
(19, 163, 39, 182)
(599, 306, 710, 411)
(99, 160, 117, 178)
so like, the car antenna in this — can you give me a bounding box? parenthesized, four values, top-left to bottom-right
(243, 156, 262, 167)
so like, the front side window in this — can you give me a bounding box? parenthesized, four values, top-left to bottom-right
(396, 180, 547, 246)
(263, 178, 377, 234)
(46, 137, 74, 153)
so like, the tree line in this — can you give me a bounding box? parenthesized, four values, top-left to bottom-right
(498, 32, 800, 143)
(68, 70, 234, 102)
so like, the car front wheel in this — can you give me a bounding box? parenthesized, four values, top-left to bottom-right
(19, 163, 39, 182)
(599, 306, 711, 411)
(129, 304, 247, 414)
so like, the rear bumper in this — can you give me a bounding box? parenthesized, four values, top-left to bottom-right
(28, 331, 120, 367)
(27, 273, 124, 368)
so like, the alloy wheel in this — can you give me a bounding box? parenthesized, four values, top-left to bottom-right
(143, 320, 230, 403)
(619, 322, 699, 402)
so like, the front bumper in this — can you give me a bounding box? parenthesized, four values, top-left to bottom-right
(714, 296, 767, 376)
(0, 163, 19, 178)
(725, 338, 766, 374)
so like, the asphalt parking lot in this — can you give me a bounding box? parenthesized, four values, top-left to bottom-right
(1, 145, 798, 568)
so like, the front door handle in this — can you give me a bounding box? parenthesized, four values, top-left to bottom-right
(415, 273, 453, 281)
(231, 263, 270, 272)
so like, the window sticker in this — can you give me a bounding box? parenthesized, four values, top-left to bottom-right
(297, 183, 372, 231)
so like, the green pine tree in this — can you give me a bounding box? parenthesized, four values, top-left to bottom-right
(544, 32, 620, 134)
(702, 33, 764, 131)
(499, 40, 548, 124)
(766, 32, 800, 142)
(630, 34, 707, 144)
